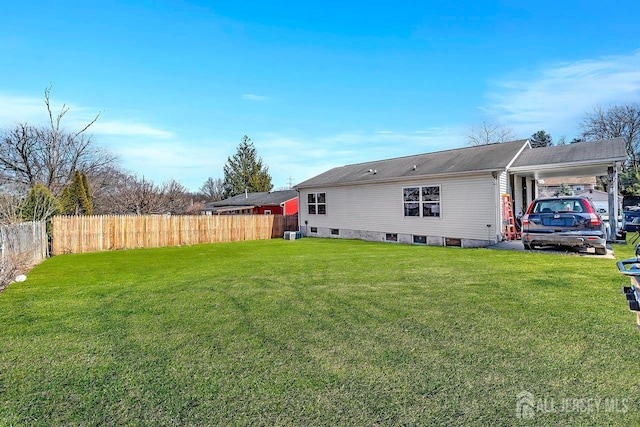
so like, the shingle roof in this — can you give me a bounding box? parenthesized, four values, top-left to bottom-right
(205, 190, 298, 209)
(295, 139, 530, 189)
(510, 137, 626, 168)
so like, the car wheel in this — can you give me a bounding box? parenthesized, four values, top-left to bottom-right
(595, 247, 607, 256)
(523, 243, 532, 250)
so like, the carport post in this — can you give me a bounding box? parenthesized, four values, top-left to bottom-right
(608, 165, 620, 240)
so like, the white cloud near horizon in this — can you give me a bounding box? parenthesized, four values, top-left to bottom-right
(0, 94, 50, 124)
(255, 127, 465, 187)
(102, 125, 467, 191)
(241, 94, 268, 101)
(0, 93, 174, 139)
(485, 49, 640, 138)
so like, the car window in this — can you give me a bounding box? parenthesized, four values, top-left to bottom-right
(533, 199, 585, 213)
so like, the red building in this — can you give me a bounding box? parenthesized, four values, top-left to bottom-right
(201, 190, 298, 216)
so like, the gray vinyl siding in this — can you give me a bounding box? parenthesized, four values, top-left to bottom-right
(299, 173, 499, 242)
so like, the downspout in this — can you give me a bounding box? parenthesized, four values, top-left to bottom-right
(492, 171, 500, 244)
(295, 189, 303, 234)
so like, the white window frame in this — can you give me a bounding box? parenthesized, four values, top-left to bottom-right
(403, 185, 441, 218)
(307, 192, 326, 215)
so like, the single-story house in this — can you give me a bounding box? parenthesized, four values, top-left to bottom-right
(294, 138, 626, 247)
(201, 190, 298, 215)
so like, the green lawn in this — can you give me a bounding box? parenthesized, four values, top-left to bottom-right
(1, 238, 639, 426)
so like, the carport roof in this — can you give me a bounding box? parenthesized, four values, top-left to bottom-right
(509, 137, 627, 179)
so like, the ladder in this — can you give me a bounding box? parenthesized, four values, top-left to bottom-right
(501, 193, 518, 241)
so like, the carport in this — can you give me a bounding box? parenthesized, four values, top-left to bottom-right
(507, 137, 627, 239)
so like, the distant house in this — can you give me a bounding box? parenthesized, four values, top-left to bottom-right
(201, 190, 298, 216)
(537, 177, 597, 197)
(537, 177, 610, 213)
(295, 138, 626, 247)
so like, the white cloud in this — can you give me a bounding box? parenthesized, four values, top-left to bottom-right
(241, 94, 267, 101)
(0, 91, 199, 186)
(105, 137, 227, 189)
(0, 93, 173, 139)
(91, 121, 173, 138)
(485, 49, 640, 138)
(0, 94, 49, 124)
(110, 127, 466, 192)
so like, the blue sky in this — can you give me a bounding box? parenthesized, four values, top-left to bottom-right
(2, 1, 640, 192)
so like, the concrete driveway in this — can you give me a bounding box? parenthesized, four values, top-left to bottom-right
(489, 240, 615, 259)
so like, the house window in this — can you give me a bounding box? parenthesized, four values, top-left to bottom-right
(422, 186, 440, 217)
(308, 192, 326, 215)
(403, 186, 441, 217)
(385, 233, 398, 242)
(264, 210, 272, 215)
(310, 227, 317, 233)
(403, 187, 420, 216)
(330, 228, 339, 235)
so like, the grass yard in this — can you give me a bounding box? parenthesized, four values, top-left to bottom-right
(1, 238, 639, 425)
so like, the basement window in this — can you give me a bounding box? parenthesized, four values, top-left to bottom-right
(331, 228, 339, 235)
(413, 235, 427, 244)
(445, 237, 462, 247)
(310, 227, 317, 233)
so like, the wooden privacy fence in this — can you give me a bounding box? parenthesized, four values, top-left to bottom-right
(51, 214, 299, 255)
(0, 220, 48, 270)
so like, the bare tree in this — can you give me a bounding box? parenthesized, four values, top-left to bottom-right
(92, 171, 197, 215)
(0, 86, 117, 195)
(200, 177, 224, 201)
(467, 121, 516, 145)
(163, 179, 194, 214)
(580, 103, 640, 168)
(92, 170, 160, 214)
(0, 193, 23, 225)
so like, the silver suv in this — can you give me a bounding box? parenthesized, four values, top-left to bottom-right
(521, 197, 607, 255)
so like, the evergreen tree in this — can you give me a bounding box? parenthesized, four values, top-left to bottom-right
(81, 172, 93, 211)
(530, 130, 553, 148)
(556, 183, 574, 196)
(21, 183, 60, 222)
(620, 167, 640, 195)
(59, 171, 93, 215)
(223, 135, 273, 198)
